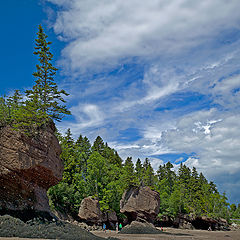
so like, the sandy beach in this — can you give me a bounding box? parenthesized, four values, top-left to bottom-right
(92, 227, 240, 240)
(0, 228, 239, 240)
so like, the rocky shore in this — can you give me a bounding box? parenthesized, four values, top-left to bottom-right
(0, 214, 119, 240)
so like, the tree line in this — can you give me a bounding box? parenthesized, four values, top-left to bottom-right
(48, 129, 240, 221)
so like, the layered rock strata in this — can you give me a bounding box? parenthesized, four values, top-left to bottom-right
(0, 124, 63, 212)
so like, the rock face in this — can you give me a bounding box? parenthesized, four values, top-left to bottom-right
(174, 214, 229, 230)
(0, 124, 63, 213)
(106, 210, 117, 223)
(104, 210, 118, 229)
(78, 197, 103, 225)
(120, 186, 160, 223)
(155, 215, 174, 227)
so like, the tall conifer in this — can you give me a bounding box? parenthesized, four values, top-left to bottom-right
(26, 25, 70, 122)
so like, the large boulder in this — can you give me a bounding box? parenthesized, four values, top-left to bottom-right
(0, 124, 63, 213)
(120, 186, 160, 223)
(78, 197, 103, 225)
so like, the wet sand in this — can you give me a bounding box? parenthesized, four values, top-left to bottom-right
(93, 227, 240, 240)
(0, 228, 239, 240)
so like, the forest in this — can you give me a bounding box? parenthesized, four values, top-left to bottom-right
(0, 25, 239, 223)
(47, 129, 240, 222)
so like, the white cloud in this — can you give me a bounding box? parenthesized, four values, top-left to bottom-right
(67, 103, 104, 130)
(46, 0, 240, 203)
(159, 110, 240, 200)
(47, 0, 240, 72)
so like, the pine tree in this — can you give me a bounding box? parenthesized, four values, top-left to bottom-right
(25, 25, 70, 123)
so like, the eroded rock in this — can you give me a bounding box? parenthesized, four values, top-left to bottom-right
(174, 214, 230, 230)
(120, 186, 160, 223)
(78, 197, 103, 225)
(0, 124, 63, 213)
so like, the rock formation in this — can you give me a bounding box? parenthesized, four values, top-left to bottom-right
(104, 210, 118, 229)
(174, 214, 229, 230)
(0, 124, 63, 213)
(120, 221, 163, 234)
(120, 185, 160, 223)
(78, 197, 103, 225)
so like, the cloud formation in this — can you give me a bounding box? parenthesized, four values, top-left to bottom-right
(45, 0, 240, 203)
(47, 0, 240, 71)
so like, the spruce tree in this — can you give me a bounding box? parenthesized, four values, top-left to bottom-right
(135, 158, 143, 184)
(26, 25, 70, 123)
(92, 136, 105, 155)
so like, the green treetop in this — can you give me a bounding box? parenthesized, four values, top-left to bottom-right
(26, 25, 70, 122)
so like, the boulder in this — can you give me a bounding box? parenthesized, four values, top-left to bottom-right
(78, 197, 103, 225)
(0, 124, 63, 213)
(106, 210, 118, 223)
(174, 214, 195, 229)
(120, 186, 160, 223)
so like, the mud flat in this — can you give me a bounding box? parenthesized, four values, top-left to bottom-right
(92, 227, 240, 240)
(0, 223, 239, 239)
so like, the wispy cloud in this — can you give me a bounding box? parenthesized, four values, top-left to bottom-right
(45, 0, 240, 203)
(47, 0, 240, 72)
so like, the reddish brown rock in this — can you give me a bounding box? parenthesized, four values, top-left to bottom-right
(120, 186, 160, 223)
(78, 197, 103, 225)
(0, 124, 63, 212)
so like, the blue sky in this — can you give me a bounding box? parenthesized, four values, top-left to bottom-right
(1, 0, 240, 204)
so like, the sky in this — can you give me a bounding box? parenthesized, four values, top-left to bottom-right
(1, 0, 240, 204)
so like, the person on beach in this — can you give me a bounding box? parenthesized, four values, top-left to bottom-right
(103, 223, 106, 233)
(119, 223, 122, 232)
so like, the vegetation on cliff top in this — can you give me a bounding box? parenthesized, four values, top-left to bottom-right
(0, 25, 70, 134)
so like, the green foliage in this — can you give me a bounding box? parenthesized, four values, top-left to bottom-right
(155, 162, 230, 219)
(48, 129, 231, 221)
(48, 182, 83, 215)
(0, 25, 70, 135)
(25, 25, 70, 122)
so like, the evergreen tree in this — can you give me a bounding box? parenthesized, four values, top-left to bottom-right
(122, 157, 137, 189)
(135, 158, 143, 184)
(0, 96, 9, 126)
(25, 25, 70, 123)
(142, 158, 155, 187)
(92, 136, 105, 155)
(75, 135, 91, 176)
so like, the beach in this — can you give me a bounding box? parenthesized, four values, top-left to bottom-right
(92, 227, 240, 240)
(0, 228, 239, 240)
